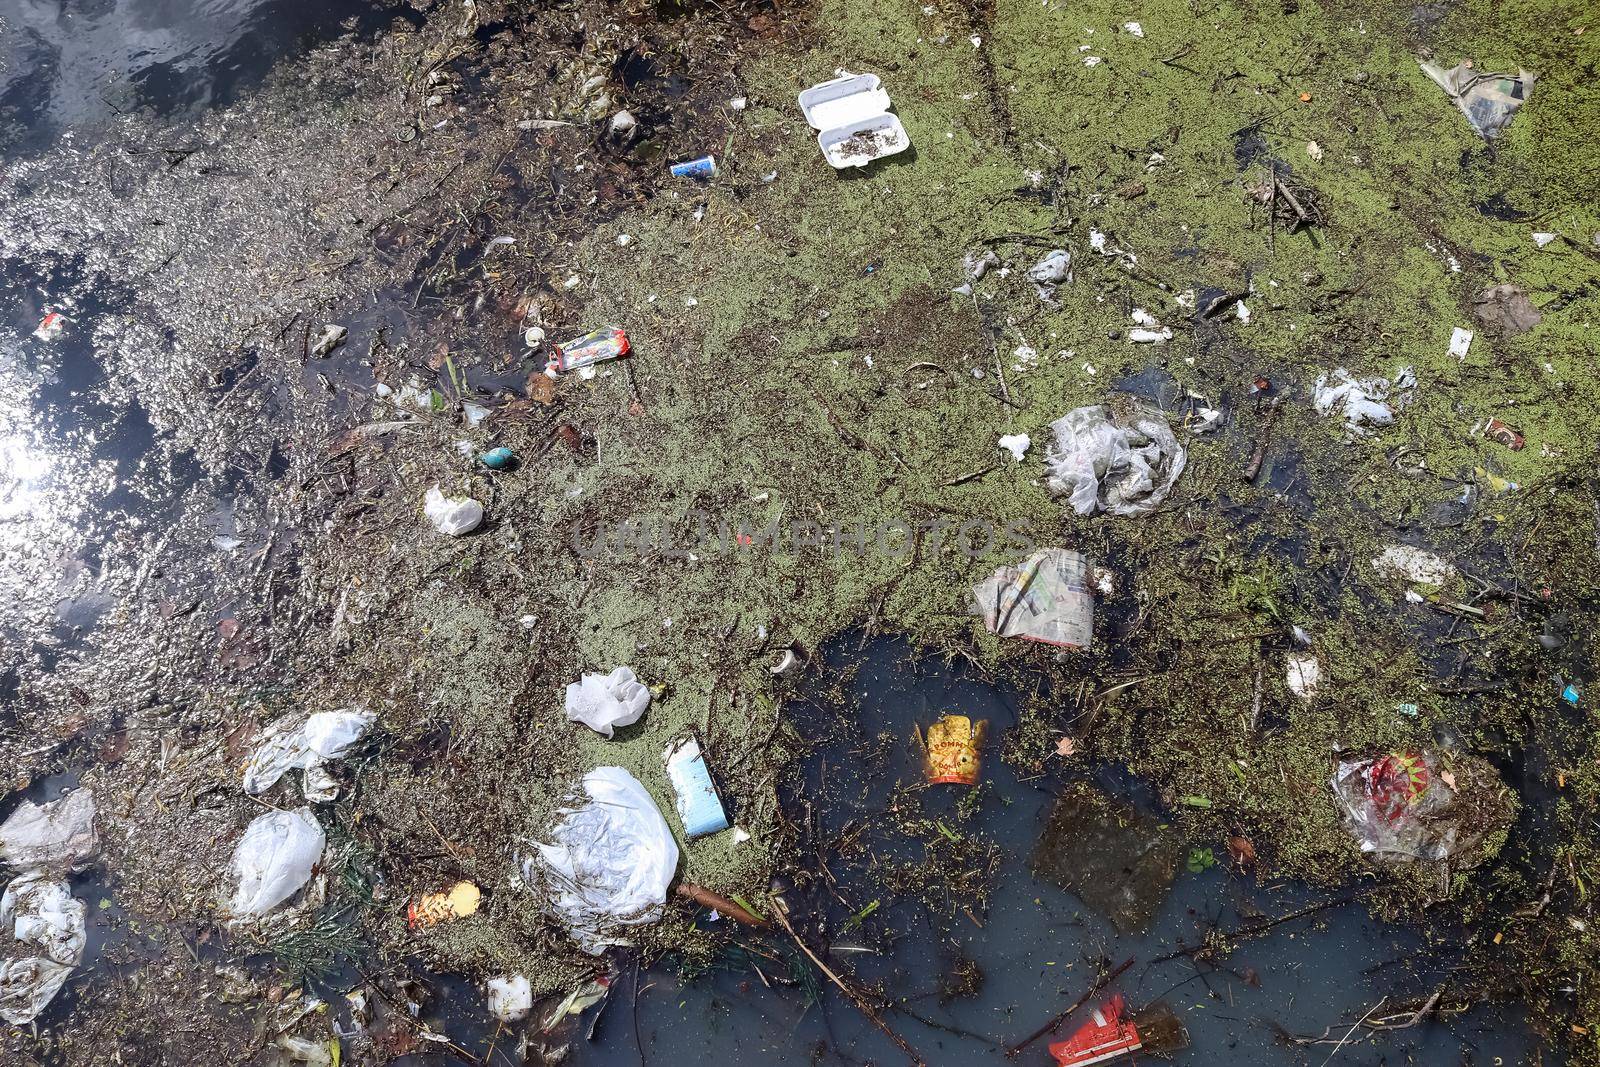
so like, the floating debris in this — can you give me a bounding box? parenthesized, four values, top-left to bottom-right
(1420, 60, 1535, 137)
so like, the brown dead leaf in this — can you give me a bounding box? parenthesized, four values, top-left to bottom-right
(526, 373, 555, 406)
(328, 429, 366, 457)
(371, 1019, 418, 1059)
(97, 730, 130, 766)
(1227, 834, 1257, 866)
(1054, 736, 1077, 757)
(1441, 769, 1457, 790)
(494, 289, 524, 317)
(223, 721, 258, 762)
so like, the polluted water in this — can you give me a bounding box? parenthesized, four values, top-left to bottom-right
(3, 0, 1599, 1063)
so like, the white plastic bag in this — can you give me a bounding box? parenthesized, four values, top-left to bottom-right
(226, 808, 325, 917)
(0, 790, 96, 870)
(564, 667, 651, 738)
(1027, 249, 1071, 303)
(1286, 653, 1320, 700)
(276, 1035, 334, 1066)
(520, 768, 679, 954)
(243, 709, 375, 796)
(0, 872, 86, 1024)
(425, 485, 484, 536)
(1044, 405, 1186, 516)
(1312, 367, 1414, 433)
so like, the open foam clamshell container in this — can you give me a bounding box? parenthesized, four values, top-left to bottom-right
(797, 71, 911, 170)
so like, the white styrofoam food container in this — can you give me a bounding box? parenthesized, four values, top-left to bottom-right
(798, 72, 910, 170)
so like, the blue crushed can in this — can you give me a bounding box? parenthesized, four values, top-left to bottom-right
(665, 736, 730, 837)
(479, 447, 515, 470)
(669, 155, 717, 179)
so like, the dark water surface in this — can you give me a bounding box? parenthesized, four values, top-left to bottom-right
(564, 636, 1553, 1067)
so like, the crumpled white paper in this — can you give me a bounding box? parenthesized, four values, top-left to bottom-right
(1312, 366, 1415, 433)
(1371, 544, 1457, 587)
(998, 433, 1031, 462)
(425, 485, 484, 536)
(564, 667, 651, 738)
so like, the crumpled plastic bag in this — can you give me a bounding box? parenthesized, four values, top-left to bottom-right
(1331, 750, 1471, 862)
(0, 871, 86, 1024)
(0, 790, 96, 870)
(541, 976, 611, 1030)
(1420, 61, 1535, 138)
(1473, 283, 1542, 336)
(1027, 249, 1072, 304)
(243, 709, 376, 798)
(1312, 367, 1415, 433)
(1044, 405, 1186, 516)
(564, 667, 650, 738)
(519, 767, 679, 954)
(424, 485, 484, 536)
(1031, 784, 1179, 934)
(971, 548, 1095, 647)
(226, 807, 325, 917)
(953, 248, 1001, 294)
(275, 1035, 334, 1067)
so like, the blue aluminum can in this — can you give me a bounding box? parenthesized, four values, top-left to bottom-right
(669, 154, 717, 179)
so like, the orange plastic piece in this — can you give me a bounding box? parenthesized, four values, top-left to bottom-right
(1049, 994, 1143, 1067)
(408, 880, 482, 929)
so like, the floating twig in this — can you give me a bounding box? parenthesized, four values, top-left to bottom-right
(1005, 957, 1134, 1057)
(1242, 397, 1283, 482)
(772, 900, 926, 1066)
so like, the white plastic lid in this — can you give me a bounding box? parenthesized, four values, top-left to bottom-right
(798, 71, 891, 130)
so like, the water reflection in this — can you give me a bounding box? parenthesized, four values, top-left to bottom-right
(0, 431, 52, 523)
(0, 0, 405, 147)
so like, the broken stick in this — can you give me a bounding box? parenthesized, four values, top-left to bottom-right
(1242, 396, 1283, 482)
(1005, 956, 1134, 1057)
(771, 899, 926, 1067)
(675, 883, 766, 928)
